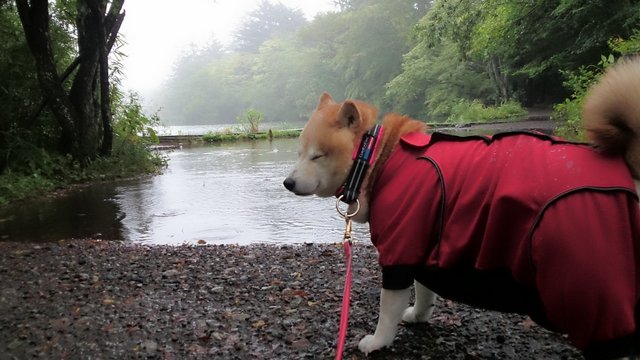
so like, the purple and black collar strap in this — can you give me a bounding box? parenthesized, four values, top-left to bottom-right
(336, 124, 384, 204)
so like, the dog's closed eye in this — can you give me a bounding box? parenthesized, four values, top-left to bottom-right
(311, 154, 325, 161)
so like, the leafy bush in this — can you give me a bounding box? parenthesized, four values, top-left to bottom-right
(236, 109, 264, 133)
(0, 91, 166, 206)
(554, 27, 640, 140)
(609, 29, 640, 56)
(202, 131, 238, 142)
(202, 128, 301, 143)
(553, 55, 615, 140)
(112, 91, 160, 146)
(272, 129, 301, 138)
(109, 91, 167, 174)
(447, 99, 527, 123)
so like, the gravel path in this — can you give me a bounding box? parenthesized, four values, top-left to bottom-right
(0, 240, 582, 359)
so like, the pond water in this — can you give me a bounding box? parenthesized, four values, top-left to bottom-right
(0, 121, 554, 245)
(0, 138, 370, 245)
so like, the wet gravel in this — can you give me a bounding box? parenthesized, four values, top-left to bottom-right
(0, 240, 583, 359)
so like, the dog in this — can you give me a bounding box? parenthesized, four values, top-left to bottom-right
(283, 58, 640, 359)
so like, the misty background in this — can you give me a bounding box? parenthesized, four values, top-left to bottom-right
(117, 0, 638, 129)
(120, 0, 340, 127)
(121, 0, 431, 127)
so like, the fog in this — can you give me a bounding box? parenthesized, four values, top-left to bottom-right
(119, 0, 336, 97)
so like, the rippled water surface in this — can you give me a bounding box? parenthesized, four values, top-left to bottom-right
(0, 138, 369, 245)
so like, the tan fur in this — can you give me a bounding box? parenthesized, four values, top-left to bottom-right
(583, 57, 640, 178)
(283, 93, 427, 222)
(363, 113, 427, 201)
(284, 93, 379, 201)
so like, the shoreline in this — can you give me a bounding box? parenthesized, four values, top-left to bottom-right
(157, 111, 555, 147)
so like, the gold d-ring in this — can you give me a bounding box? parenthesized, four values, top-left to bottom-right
(336, 196, 360, 218)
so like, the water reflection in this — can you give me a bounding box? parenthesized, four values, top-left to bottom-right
(0, 138, 369, 245)
(0, 183, 125, 242)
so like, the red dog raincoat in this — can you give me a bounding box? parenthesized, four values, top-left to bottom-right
(368, 131, 640, 356)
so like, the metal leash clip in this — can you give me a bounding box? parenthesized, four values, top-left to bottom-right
(336, 196, 360, 244)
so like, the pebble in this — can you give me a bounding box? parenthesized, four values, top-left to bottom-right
(0, 240, 583, 360)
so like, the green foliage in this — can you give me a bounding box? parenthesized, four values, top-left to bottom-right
(0, 170, 57, 206)
(0, 133, 167, 206)
(92, 136, 166, 177)
(158, 0, 429, 125)
(112, 91, 160, 146)
(202, 131, 240, 143)
(553, 54, 616, 140)
(160, 47, 251, 125)
(326, 0, 426, 105)
(236, 109, 264, 133)
(447, 99, 527, 124)
(0, 1, 165, 205)
(271, 129, 302, 138)
(609, 29, 640, 55)
(154, 0, 640, 126)
(469, 3, 514, 59)
(415, 0, 485, 56)
(201, 128, 301, 143)
(233, 1, 307, 53)
(553, 21, 640, 140)
(386, 40, 497, 121)
(0, 3, 67, 168)
(0, 88, 166, 205)
(403, 0, 640, 111)
(109, 90, 166, 174)
(248, 36, 339, 122)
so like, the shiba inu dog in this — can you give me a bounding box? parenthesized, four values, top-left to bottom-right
(283, 59, 640, 359)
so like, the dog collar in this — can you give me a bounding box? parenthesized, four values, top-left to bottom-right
(336, 124, 384, 204)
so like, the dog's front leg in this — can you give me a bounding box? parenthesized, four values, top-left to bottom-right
(358, 287, 411, 354)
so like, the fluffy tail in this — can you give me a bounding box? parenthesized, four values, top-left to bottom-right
(583, 57, 640, 178)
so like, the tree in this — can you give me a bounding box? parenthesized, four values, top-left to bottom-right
(159, 44, 252, 125)
(246, 35, 336, 123)
(156, 0, 432, 125)
(15, 0, 125, 162)
(403, 0, 640, 110)
(472, 0, 640, 104)
(305, 0, 430, 110)
(233, 1, 307, 53)
(385, 40, 495, 121)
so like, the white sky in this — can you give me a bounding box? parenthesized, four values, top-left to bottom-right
(119, 0, 337, 95)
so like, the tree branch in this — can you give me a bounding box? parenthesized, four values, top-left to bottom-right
(26, 1, 125, 129)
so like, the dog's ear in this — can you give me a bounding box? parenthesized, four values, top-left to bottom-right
(337, 100, 362, 129)
(316, 92, 335, 109)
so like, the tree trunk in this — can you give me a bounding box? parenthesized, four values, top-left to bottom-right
(100, 0, 125, 156)
(71, 0, 102, 160)
(487, 56, 510, 103)
(16, 0, 125, 163)
(26, 3, 125, 133)
(16, 0, 81, 156)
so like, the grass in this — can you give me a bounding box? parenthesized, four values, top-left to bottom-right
(0, 137, 167, 206)
(447, 99, 528, 124)
(202, 128, 301, 143)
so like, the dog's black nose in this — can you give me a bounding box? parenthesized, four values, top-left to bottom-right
(283, 178, 295, 191)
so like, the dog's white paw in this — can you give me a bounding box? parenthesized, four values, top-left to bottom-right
(358, 334, 392, 354)
(402, 305, 433, 323)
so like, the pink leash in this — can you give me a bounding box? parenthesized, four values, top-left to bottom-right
(335, 238, 353, 360)
(334, 197, 359, 360)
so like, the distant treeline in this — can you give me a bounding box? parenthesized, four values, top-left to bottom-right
(155, 0, 640, 126)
